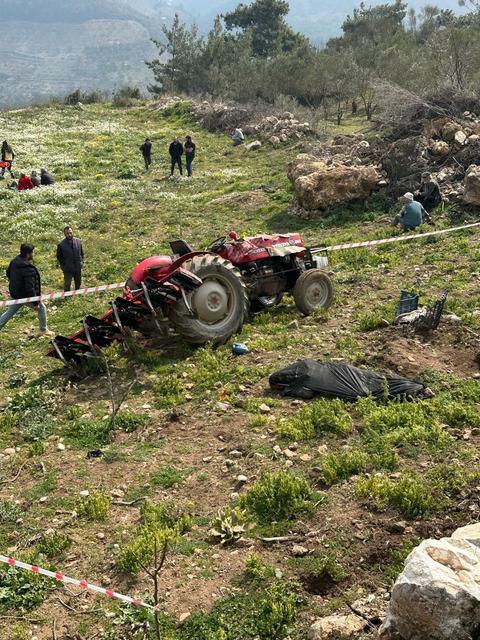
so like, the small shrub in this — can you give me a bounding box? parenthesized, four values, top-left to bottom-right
(115, 412, 151, 433)
(0, 500, 22, 524)
(150, 466, 189, 489)
(37, 533, 71, 559)
(240, 471, 320, 523)
(290, 554, 347, 592)
(113, 85, 143, 106)
(0, 560, 52, 611)
(9, 385, 59, 442)
(65, 418, 114, 449)
(77, 491, 110, 521)
(244, 553, 276, 584)
(355, 474, 434, 519)
(140, 502, 193, 533)
(209, 506, 252, 545)
(153, 375, 186, 409)
(276, 398, 352, 441)
(321, 449, 370, 485)
(426, 463, 470, 496)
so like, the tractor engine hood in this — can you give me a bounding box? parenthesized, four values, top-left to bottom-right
(129, 255, 173, 285)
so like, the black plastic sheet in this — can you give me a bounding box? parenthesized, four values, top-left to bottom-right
(269, 360, 427, 401)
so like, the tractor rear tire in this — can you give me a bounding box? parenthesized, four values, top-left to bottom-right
(169, 254, 248, 345)
(293, 269, 334, 315)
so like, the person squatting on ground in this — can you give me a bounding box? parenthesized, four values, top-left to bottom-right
(18, 173, 35, 190)
(184, 135, 196, 177)
(0, 244, 53, 335)
(232, 128, 244, 146)
(169, 137, 184, 176)
(415, 172, 442, 212)
(57, 226, 84, 292)
(140, 138, 152, 171)
(393, 192, 433, 232)
(40, 168, 54, 186)
(31, 170, 41, 187)
(1, 140, 15, 178)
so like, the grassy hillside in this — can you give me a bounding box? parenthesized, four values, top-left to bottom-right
(0, 101, 479, 640)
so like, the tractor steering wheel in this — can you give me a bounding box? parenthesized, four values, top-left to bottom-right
(205, 236, 228, 253)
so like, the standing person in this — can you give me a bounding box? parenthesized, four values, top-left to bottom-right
(140, 138, 153, 171)
(1, 140, 15, 178)
(232, 128, 244, 146)
(0, 244, 53, 336)
(31, 170, 41, 187)
(40, 168, 55, 186)
(169, 137, 184, 176)
(18, 173, 35, 190)
(184, 135, 196, 177)
(393, 192, 433, 232)
(56, 226, 84, 292)
(415, 172, 442, 212)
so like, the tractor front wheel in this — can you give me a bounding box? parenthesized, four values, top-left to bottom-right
(293, 269, 334, 315)
(169, 255, 248, 345)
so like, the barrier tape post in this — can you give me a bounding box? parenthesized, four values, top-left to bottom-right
(0, 554, 154, 610)
(310, 222, 480, 254)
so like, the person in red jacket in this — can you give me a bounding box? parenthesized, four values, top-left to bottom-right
(17, 173, 35, 190)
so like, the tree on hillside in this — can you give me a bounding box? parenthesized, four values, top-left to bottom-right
(223, 0, 305, 57)
(147, 14, 205, 95)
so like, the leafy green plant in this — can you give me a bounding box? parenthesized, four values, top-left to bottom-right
(355, 474, 435, 519)
(77, 491, 111, 521)
(37, 533, 71, 559)
(276, 398, 352, 441)
(244, 553, 276, 584)
(114, 411, 151, 433)
(0, 559, 53, 611)
(240, 471, 320, 523)
(116, 501, 193, 574)
(321, 449, 370, 485)
(209, 506, 252, 545)
(150, 466, 190, 489)
(8, 385, 59, 442)
(65, 418, 114, 449)
(0, 500, 22, 524)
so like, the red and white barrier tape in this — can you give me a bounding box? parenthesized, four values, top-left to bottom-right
(0, 554, 153, 610)
(311, 221, 480, 254)
(0, 282, 126, 308)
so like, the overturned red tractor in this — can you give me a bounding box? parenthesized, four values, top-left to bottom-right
(49, 231, 333, 364)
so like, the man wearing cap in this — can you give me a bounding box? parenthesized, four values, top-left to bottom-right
(415, 172, 441, 212)
(393, 192, 433, 232)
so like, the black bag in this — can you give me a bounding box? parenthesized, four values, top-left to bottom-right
(269, 359, 427, 401)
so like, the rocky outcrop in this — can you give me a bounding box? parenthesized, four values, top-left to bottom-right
(379, 524, 480, 640)
(463, 164, 480, 205)
(308, 614, 366, 639)
(287, 154, 382, 216)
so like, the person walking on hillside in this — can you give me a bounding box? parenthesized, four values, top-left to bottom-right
(40, 168, 55, 186)
(415, 172, 442, 212)
(1, 140, 15, 178)
(169, 137, 184, 176)
(184, 135, 196, 177)
(393, 192, 433, 232)
(0, 244, 53, 336)
(56, 226, 84, 292)
(140, 138, 153, 171)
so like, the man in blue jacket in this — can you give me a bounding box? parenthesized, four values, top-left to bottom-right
(0, 244, 53, 335)
(393, 192, 433, 232)
(56, 226, 84, 291)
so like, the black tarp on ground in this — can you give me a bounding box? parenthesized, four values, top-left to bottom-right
(269, 360, 427, 401)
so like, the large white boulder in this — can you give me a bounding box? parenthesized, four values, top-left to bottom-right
(379, 532, 480, 640)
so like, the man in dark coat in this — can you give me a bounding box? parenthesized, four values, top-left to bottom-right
(0, 244, 53, 335)
(169, 137, 184, 176)
(184, 135, 196, 177)
(56, 226, 84, 291)
(40, 168, 54, 186)
(139, 138, 153, 171)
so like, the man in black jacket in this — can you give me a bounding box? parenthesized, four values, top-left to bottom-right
(140, 138, 152, 171)
(184, 135, 196, 177)
(169, 137, 184, 176)
(57, 226, 84, 291)
(0, 244, 53, 335)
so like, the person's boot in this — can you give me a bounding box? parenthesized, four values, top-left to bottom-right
(37, 329, 55, 337)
